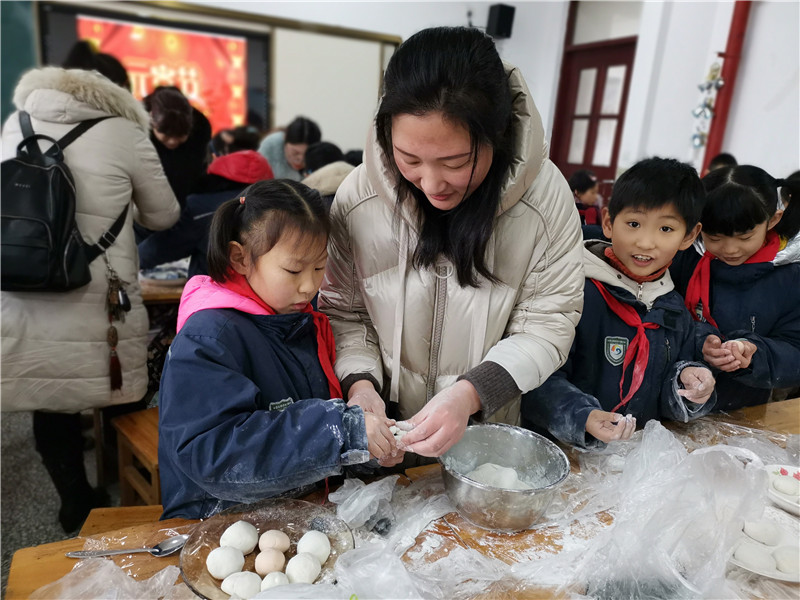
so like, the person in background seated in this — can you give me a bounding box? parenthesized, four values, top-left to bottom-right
(343, 149, 364, 167)
(569, 169, 605, 241)
(139, 127, 273, 278)
(258, 116, 321, 181)
(158, 180, 396, 519)
(706, 152, 737, 174)
(522, 158, 717, 449)
(671, 165, 800, 411)
(144, 86, 211, 209)
(301, 141, 355, 210)
(1, 49, 178, 531)
(208, 125, 261, 161)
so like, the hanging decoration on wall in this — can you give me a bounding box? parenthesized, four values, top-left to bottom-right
(690, 63, 724, 159)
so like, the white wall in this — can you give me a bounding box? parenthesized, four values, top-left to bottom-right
(724, 1, 800, 178)
(619, 0, 798, 177)
(573, 1, 641, 45)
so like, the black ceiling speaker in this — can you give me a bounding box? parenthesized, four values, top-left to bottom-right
(486, 4, 515, 39)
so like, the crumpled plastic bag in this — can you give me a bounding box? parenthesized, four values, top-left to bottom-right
(334, 542, 428, 598)
(30, 558, 179, 599)
(511, 420, 768, 599)
(328, 475, 399, 529)
(251, 583, 346, 599)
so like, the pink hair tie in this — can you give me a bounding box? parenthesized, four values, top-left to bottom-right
(239, 196, 246, 204)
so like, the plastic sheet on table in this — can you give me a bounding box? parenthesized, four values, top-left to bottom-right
(30, 557, 179, 599)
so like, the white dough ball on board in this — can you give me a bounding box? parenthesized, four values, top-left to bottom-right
(206, 546, 245, 579)
(734, 541, 778, 572)
(254, 548, 286, 576)
(261, 571, 290, 591)
(773, 475, 800, 496)
(774, 546, 800, 574)
(285, 552, 322, 584)
(742, 519, 783, 546)
(297, 530, 331, 565)
(221, 571, 262, 598)
(259, 529, 291, 552)
(220, 520, 259, 554)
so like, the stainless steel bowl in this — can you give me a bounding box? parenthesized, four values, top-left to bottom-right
(438, 423, 569, 532)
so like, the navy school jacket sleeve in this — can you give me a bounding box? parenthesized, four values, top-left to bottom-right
(158, 311, 369, 512)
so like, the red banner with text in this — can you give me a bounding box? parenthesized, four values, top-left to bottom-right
(77, 15, 247, 134)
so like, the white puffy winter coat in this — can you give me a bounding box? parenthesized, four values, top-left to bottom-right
(1, 67, 179, 412)
(319, 65, 585, 422)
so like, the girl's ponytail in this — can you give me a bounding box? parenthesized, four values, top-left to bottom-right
(775, 176, 800, 240)
(207, 197, 245, 282)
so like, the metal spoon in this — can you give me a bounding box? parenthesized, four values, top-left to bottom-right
(65, 533, 190, 558)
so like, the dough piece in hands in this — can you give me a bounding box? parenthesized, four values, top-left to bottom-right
(261, 571, 290, 591)
(259, 529, 291, 552)
(773, 546, 800, 574)
(734, 541, 778, 572)
(221, 571, 262, 598)
(206, 546, 245, 579)
(219, 520, 259, 554)
(296, 530, 331, 565)
(466, 462, 534, 490)
(285, 552, 322, 584)
(773, 475, 800, 496)
(743, 519, 783, 546)
(254, 548, 285, 576)
(389, 425, 407, 441)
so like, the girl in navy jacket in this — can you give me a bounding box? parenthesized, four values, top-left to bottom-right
(671, 165, 800, 411)
(158, 180, 396, 519)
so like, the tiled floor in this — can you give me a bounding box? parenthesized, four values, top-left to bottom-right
(1, 411, 120, 597)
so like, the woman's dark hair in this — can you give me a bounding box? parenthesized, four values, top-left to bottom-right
(708, 152, 737, 171)
(781, 170, 800, 208)
(610, 157, 705, 232)
(568, 169, 598, 194)
(144, 86, 193, 138)
(375, 26, 514, 287)
(62, 40, 130, 90)
(210, 126, 261, 157)
(304, 141, 344, 174)
(284, 117, 321, 146)
(207, 179, 330, 282)
(701, 165, 800, 239)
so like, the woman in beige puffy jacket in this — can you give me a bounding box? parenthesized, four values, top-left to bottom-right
(319, 27, 584, 462)
(1, 64, 179, 530)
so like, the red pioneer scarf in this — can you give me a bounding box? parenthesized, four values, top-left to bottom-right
(591, 279, 659, 412)
(684, 230, 781, 329)
(221, 271, 343, 399)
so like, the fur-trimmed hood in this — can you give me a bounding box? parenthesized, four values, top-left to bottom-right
(13, 67, 149, 130)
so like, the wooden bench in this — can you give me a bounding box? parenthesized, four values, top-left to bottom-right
(112, 407, 160, 506)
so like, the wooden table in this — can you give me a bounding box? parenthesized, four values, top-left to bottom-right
(139, 279, 185, 305)
(7, 398, 799, 599)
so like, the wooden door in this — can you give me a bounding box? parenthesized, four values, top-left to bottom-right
(551, 37, 637, 190)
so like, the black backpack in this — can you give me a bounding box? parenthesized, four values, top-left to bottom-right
(1, 111, 129, 292)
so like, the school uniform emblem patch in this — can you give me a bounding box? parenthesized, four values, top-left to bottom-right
(604, 336, 628, 366)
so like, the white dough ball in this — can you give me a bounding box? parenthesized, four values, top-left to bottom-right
(296, 530, 331, 565)
(285, 552, 321, 584)
(220, 520, 259, 554)
(466, 462, 533, 490)
(254, 548, 285, 576)
(773, 546, 800, 574)
(743, 519, 783, 546)
(261, 571, 290, 591)
(773, 475, 800, 496)
(734, 541, 777, 572)
(259, 529, 291, 553)
(206, 546, 245, 579)
(221, 571, 262, 598)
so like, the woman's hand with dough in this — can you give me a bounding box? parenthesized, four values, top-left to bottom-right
(399, 381, 480, 457)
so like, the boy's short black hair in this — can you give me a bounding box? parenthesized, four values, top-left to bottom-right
(568, 169, 597, 194)
(608, 157, 705, 232)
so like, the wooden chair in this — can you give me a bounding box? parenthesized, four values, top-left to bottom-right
(112, 407, 160, 506)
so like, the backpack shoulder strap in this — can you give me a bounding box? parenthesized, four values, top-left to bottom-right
(52, 116, 112, 154)
(17, 111, 44, 157)
(84, 204, 130, 262)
